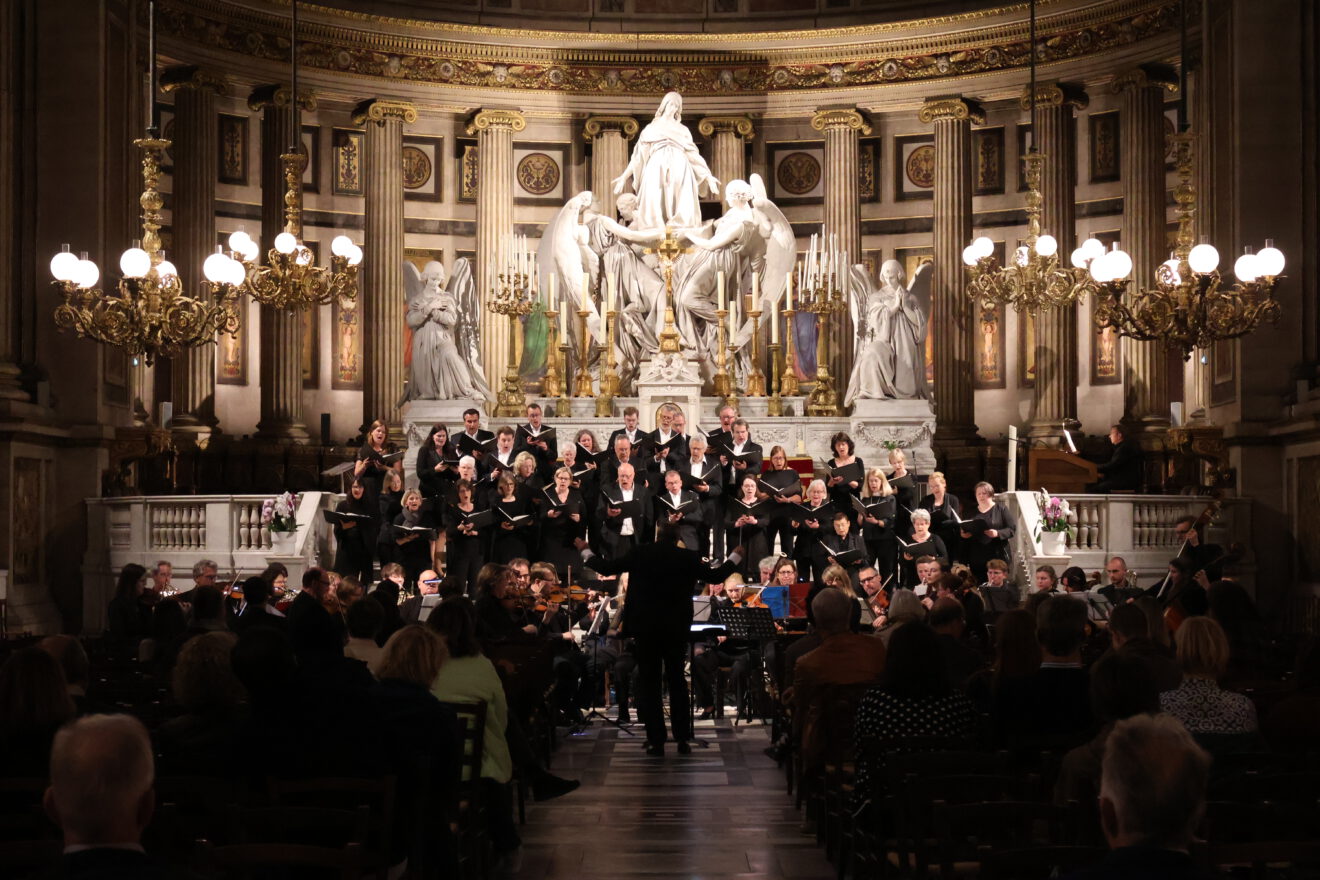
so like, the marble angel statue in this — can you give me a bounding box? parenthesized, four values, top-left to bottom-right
(612, 91, 720, 231)
(536, 190, 604, 354)
(401, 259, 492, 402)
(593, 193, 665, 389)
(845, 258, 931, 405)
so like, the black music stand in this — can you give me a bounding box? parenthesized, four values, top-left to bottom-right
(686, 622, 727, 749)
(579, 597, 633, 736)
(713, 606, 778, 726)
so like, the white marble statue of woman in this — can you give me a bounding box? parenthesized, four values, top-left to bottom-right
(536, 190, 603, 349)
(403, 260, 490, 402)
(844, 264, 900, 404)
(882, 259, 930, 400)
(677, 178, 758, 361)
(613, 92, 720, 231)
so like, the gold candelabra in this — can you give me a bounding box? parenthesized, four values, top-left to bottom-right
(488, 268, 534, 417)
(712, 308, 737, 409)
(573, 309, 595, 397)
(744, 308, 766, 397)
(781, 307, 800, 397)
(645, 228, 688, 354)
(542, 307, 563, 400)
(556, 340, 573, 415)
(595, 304, 619, 417)
(50, 137, 243, 366)
(767, 341, 784, 416)
(803, 283, 845, 417)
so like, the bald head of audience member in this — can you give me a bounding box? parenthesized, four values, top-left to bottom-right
(44, 714, 155, 849)
(1099, 713, 1211, 851)
(811, 588, 855, 637)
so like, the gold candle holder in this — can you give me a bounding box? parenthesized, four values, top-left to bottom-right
(745, 308, 766, 397)
(711, 307, 734, 402)
(556, 341, 573, 415)
(489, 270, 533, 418)
(804, 286, 844, 417)
(573, 308, 595, 398)
(781, 307, 801, 397)
(767, 341, 784, 416)
(542, 308, 562, 400)
(596, 307, 618, 417)
(723, 342, 740, 411)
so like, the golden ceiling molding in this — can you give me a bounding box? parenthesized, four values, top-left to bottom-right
(351, 99, 419, 125)
(1110, 61, 1179, 93)
(1019, 81, 1090, 110)
(465, 108, 526, 135)
(159, 65, 229, 96)
(582, 116, 641, 141)
(246, 83, 318, 111)
(917, 96, 987, 124)
(158, 0, 1185, 97)
(697, 116, 755, 140)
(811, 108, 872, 135)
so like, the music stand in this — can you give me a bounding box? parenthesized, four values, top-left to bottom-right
(712, 606, 778, 726)
(686, 622, 727, 749)
(578, 596, 634, 736)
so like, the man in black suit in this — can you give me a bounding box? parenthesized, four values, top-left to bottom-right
(607, 405, 645, 450)
(577, 524, 744, 755)
(400, 568, 442, 623)
(705, 404, 738, 450)
(643, 403, 687, 475)
(514, 402, 558, 474)
(1090, 424, 1143, 492)
(287, 567, 344, 661)
(719, 417, 763, 488)
(653, 469, 703, 552)
(600, 431, 651, 490)
(44, 714, 167, 879)
(679, 433, 723, 558)
(597, 463, 652, 560)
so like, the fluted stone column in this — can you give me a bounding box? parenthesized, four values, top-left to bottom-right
(1115, 65, 1178, 434)
(161, 67, 226, 433)
(920, 96, 983, 444)
(812, 108, 871, 392)
(698, 116, 754, 192)
(583, 116, 638, 220)
(0, 0, 26, 405)
(467, 108, 525, 396)
(1025, 83, 1088, 441)
(250, 84, 315, 442)
(354, 99, 416, 434)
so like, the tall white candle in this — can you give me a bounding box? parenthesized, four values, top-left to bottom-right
(607, 272, 617, 314)
(771, 301, 779, 343)
(717, 271, 725, 311)
(787, 271, 795, 311)
(548, 273, 556, 311)
(559, 303, 567, 339)
(581, 273, 589, 312)
(752, 271, 759, 304)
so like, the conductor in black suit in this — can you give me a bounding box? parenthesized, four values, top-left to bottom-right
(577, 525, 744, 756)
(1090, 424, 1144, 492)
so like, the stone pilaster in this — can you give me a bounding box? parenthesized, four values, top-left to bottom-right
(160, 67, 227, 434)
(812, 108, 871, 393)
(920, 96, 984, 445)
(250, 84, 316, 442)
(354, 99, 416, 435)
(1115, 65, 1178, 435)
(698, 115, 754, 192)
(1023, 83, 1088, 440)
(583, 116, 638, 220)
(0, 0, 25, 404)
(467, 108, 525, 396)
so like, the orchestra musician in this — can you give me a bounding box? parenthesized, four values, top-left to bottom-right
(1172, 515, 1225, 582)
(1088, 423, 1144, 492)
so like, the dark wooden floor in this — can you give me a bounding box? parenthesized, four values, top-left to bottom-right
(513, 713, 835, 879)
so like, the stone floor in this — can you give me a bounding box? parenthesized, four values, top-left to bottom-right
(513, 713, 835, 879)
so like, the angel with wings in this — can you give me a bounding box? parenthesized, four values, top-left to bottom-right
(845, 258, 931, 405)
(402, 259, 491, 402)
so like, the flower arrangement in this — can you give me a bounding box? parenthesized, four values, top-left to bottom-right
(1034, 491, 1072, 537)
(262, 492, 299, 533)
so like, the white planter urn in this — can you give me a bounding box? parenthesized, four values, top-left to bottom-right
(1040, 531, 1068, 556)
(270, 531, 298, 555)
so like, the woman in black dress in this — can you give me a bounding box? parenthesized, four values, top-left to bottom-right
(899, 507, 949, 587)
(920, 471, 964, 565)
(538, 467, 584, 578)
(858, 468, 898, 586)
(392, 489, 435, 592)
(758, 445, 802, 558)
(375, 469, 405, 572)
(332, 478, 375, 585)
(961, 481, 1014, 583)
(416, 424, 458, 505)
(886, 447, 919, 543)
(724, 474, 770, 581)
(355, 419, 395, 504)
(106, 563, 152, 650)
(491, 473, 535, 564)
(570, 431, 604, 554)
(825, 431, 864, 513)
(791, 479, 835, 586)
(445, 479, 488, 597)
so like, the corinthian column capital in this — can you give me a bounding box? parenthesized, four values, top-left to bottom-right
(353, 99, 418, 126)
(247, 83, 317, 112)
(698, 115, 755, 140)
(918, 96, 986, 125)
(1019, 81, 1089, 112)
(811, 108, 872, 135)
(1111, 63, 1179, 95)
(465, 107, 525, 135)
(160, 65, 228, 97)
(582, 116, 640, 141)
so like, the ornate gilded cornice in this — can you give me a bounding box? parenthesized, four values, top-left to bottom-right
(1110, 62, 1179, 94)
(917, 96, 987, 125)
(811, 108, 872, 135)
(582, 116, 640, 141)
(1019, 81, 1089, 111)
(246, 83, 317, 112)
(159, 65, 228, 96)
(697, 116, 755, 140)
(465, 108, 526, 135)
(157, 0, 1187, 97)
(352, 99, 419, 125)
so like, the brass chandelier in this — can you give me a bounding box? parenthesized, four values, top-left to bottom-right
(229, 0, 361, 311)
(49, 0, 243, 366)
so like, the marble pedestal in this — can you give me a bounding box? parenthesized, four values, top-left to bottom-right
(634, 354, 703, 424)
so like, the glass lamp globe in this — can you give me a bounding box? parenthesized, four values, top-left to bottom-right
(346, 245, 363, 267)
(1082, 238, 1106, 261)
(156, 260, 178, 280)
(204, 249, 233, 283)
(1256, 241, 1285, 277)
(972, 236, 995, 259)
(228, 230, 253, 252)
(961, 245, 979, 267)
(331, 235, 353, 258)
(1089, 253, 1114, 284)
(1070, 248, 1089, 269)
(74, 258, 100, 289)
(225, 257, 247, 287)
(240, 240, 259, 263)
(119, 247, 151, 279)
(274, 232, 298, 255)
(51, 246, 80, 282)
(1233, 252, 1260, 283)
(1188, 243, 1220, 274)
(1034, 234, 1058, 258)
(1106, 248, 1133, 281)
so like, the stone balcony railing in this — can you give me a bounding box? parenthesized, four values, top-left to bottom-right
(82, 492, 336, 635)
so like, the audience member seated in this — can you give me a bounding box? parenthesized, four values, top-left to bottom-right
(854, 622, 977, 797)
(1107, 602, 1180, 693)
(993, 595, 1094, 751)
(229, 576, 285, 635)
(791, 589, 887, 768)
(1062, 714, 1218, 880)
(1261, 637, 1320, 753)
(1159, 616, 1259, 752)
(370, 624, 461, 873)
(154, 631, 248, 777)
(43, 714, 165, 879)
(185, 585, 228, 638)
(106, 563, 152, 652)
(369, 578, 405, 646)
(345, 596, 386, 675)
(875, 587, 924, 646)
(927, 593, 985, 690)
(1205, 579, 1266, 688)
(1054, 651, 1160, 806)
(138, 598, 187, 677)
(37, 635, 97, 716)
(967, 607, 1042, 714)
(287, 567, 346, 662)
(0, 647, 76, 778)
